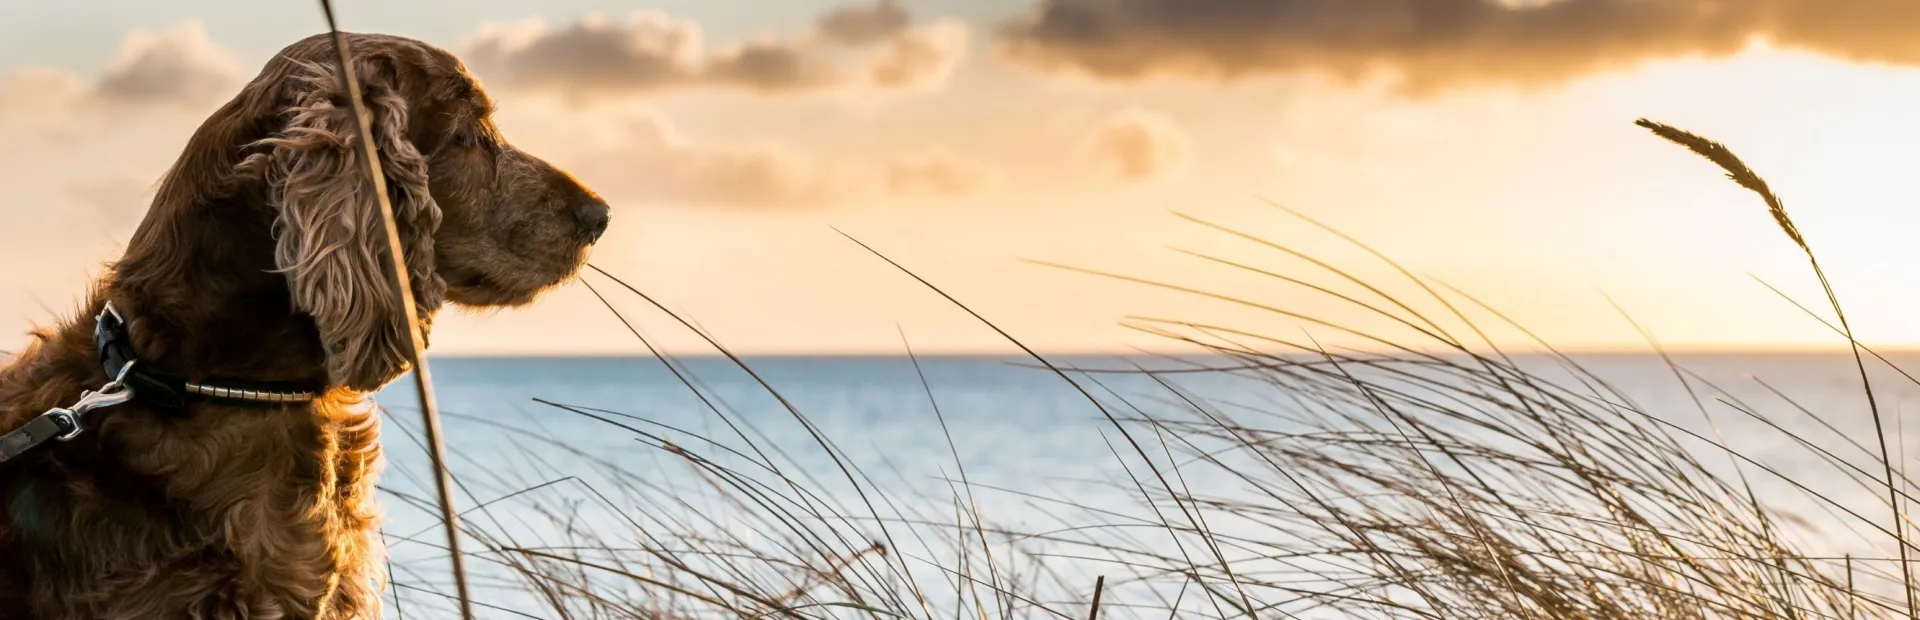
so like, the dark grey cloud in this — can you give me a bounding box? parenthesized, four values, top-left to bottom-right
(999, 0, 1920, 91)
(464, 4, 969, 100)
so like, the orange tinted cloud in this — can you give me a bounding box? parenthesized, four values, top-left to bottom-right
(999, 0, 1920, 91)
(1093, 109, 1189, 181)
(67, 172, 155, 231)
(564, 115, 869, 207)
(870, 20, 971, 89)
(463, 3, 969, 100)
(887, 150, 995, 195)
(527, 113, 996, 207)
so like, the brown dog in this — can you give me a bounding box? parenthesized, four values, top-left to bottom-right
(0, 32, 608, 619)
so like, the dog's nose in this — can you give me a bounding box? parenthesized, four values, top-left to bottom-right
(575, 199, 611, 245)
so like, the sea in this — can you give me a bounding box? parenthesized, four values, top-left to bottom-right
(368, 352, 1920, 618)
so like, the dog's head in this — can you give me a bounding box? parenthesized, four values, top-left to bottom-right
(192, 33, 607, 391)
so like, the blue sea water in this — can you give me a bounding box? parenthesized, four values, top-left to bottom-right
(368, 353, 1920, 618)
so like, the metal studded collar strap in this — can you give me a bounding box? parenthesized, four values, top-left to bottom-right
(94, 302, 324, 408)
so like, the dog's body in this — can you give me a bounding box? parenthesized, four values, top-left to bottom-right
(0, 33, 607, 619)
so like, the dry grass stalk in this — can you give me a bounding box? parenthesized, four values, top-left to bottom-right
(1638, 117, 1911, 617)
(359, 119, 1918, 619)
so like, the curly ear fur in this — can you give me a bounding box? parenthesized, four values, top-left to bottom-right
(242, 56, 445, 392)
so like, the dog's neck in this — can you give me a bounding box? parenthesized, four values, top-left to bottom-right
(103, 193, 337, 394)
(87, 94, 354, 396)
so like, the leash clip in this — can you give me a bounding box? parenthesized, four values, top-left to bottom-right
(0, 332, 141, 464)
(40, 408, 82, 442)
(52, 361, 137, 442)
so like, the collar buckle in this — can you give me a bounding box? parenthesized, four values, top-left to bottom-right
(98, 300, 123, 327)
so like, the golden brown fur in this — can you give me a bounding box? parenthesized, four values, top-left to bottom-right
(0, 32, 609, 619)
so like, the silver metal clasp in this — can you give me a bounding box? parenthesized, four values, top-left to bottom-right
(72, 384, 134, 416)
(52, 361, 137, 442)
(45, 408, 82, 441)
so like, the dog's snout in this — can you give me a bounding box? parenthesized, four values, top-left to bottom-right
(575, 198, 611, 245)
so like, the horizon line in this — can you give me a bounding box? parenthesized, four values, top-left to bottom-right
(424, 344, 1920, 359)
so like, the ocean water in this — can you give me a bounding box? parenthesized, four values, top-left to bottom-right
(368, 352, 1920, 618)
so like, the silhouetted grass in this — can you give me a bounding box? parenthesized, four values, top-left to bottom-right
(368, 120, 1920, 619)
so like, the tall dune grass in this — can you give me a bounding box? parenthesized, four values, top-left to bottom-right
(371, 120, 1920, 619)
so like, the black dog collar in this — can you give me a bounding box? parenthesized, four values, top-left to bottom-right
(95, 302, 325, 408)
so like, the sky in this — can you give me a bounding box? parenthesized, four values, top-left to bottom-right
(4, 0, 1920, 357)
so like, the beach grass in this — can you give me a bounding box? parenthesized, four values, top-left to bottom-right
(370, 120, 1920, 619)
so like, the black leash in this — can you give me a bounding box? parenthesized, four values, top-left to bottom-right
(1, 302, 326, 466)
(0, 357, 134, 465)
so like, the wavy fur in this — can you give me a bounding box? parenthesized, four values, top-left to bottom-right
(243, 56, 445, 391)
(0, 32, 605, 619)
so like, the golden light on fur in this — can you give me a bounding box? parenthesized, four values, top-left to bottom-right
(0, 32, 608, 619)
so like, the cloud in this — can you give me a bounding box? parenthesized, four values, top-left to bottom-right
(460, 13, 826, 98)
(66, 169, 161, 233)
(92, 23, 243, 106)
(0, 21, 241, 124)
(504, 109, 999, 207)
(67, 172, 156, 229)
(0, 70, 88, 123)
(558, 114, 871, 207)
(871, 20, 971, 89)
(817, 0, 912, 45)
(888, 150, 995, 195)
(1091, 109, 1189, 181)
(461, 3, 970, 101)
(997, 0, 1920, 92)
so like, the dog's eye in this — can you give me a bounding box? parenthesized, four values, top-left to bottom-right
(451, 130, 480, 149)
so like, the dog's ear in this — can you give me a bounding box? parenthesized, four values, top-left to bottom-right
(244, 53, 446, 392)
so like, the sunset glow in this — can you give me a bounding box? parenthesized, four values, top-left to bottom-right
(5, 1, 1920, 356)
